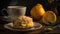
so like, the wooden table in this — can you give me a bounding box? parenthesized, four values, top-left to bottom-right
(0, 16, 60, 34)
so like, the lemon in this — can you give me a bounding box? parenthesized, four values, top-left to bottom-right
(42, 11, 57, 25)
(47, 28, 53, 31)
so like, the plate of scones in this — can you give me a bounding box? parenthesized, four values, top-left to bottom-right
(4, 16, 42, 31)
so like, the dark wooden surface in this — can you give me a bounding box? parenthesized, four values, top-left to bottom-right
(0, 23, 44, 34)
(0, 16, 60, 34)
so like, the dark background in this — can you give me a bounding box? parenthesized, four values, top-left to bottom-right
(0, 0, 60, 16)
(0, 0, 60, 34)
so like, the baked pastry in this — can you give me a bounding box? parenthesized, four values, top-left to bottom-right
(13, 16, 34, 28)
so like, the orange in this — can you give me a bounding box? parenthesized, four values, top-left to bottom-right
(42, 11, 57, 24)
(30, 3, 45, 20)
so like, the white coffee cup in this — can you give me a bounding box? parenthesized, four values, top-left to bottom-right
(2, 6, 27, 22)
(7, 6, 26, 16)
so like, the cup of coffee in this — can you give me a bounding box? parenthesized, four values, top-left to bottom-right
(2, 6, 26, 22)
(7, 6, 26, 16)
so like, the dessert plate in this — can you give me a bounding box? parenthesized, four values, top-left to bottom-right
(4, 22, 42, 31)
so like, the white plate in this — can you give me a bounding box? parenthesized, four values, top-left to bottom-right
(4, 22, 42, 31)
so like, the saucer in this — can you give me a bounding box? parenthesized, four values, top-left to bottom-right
(4, 22, 42, 31)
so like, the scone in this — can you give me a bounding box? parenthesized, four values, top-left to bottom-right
(13, 16, 34, 28)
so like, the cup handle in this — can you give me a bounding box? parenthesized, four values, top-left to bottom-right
(1, 8, 7, 16)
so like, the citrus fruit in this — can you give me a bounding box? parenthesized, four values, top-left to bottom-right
(42, 11, 57, 25)
(30, 3, 45, 20)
